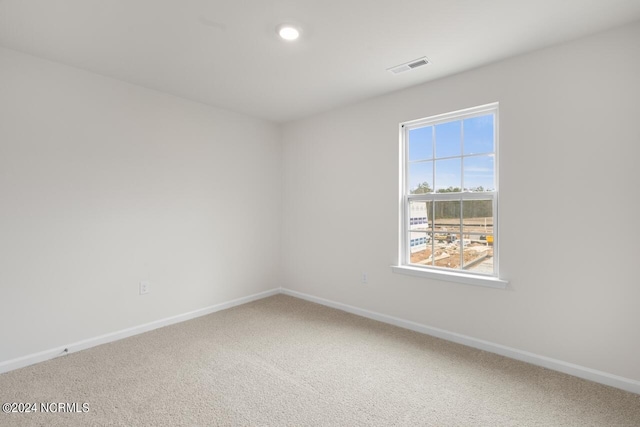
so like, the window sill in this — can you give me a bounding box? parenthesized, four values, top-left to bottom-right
(391, 265, 508, 289)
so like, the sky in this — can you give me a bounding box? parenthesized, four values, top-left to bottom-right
(408, 114, 495, 192)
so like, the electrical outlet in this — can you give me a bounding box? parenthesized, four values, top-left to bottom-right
(139, 281, 150, 295)
(361, 272, 368, 284)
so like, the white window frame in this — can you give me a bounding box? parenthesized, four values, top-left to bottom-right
(392, 103, 508, 289)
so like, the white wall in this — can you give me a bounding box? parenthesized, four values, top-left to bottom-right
(2, 20, 638, 386)
(0, 47, 281, 363)
(282, 22, 640, 382)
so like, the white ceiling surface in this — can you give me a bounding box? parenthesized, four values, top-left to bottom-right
(1, 1, 640, 123)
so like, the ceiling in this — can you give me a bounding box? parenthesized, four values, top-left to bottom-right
(1, 1, 640, 123)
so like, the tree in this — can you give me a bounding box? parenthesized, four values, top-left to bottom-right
(411, 181, 432, 194)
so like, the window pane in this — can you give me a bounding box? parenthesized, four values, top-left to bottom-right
(408, 200, 432, 231)
(435, 120, 461, 158)
(462, 199, 493, 235)
(463, 114, 494, 155)
(461, 233, 494, 274)
(408, 161, 433, 194)
(408, 201, 433, 265)
(433, 200, 460, 230)
(432, 200, 461, 269)
(408, 126, 433, 161)
(432, 229, 461, 269)
(435, 158, 461, 192)
(462, 201, 493, 273)
(409, 231, 432, 263)
(463, 155, 494, 191)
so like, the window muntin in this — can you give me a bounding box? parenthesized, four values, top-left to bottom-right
(401, 104, 499, 278)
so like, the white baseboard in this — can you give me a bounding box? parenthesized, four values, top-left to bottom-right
(4, 286, 639, 396)
(0, 288, 280, 375)
(281, 288, 640, 395)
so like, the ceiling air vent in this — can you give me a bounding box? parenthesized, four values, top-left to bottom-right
(387, 57, 430, 74)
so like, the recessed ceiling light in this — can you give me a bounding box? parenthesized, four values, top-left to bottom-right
(277, 25, 300, 41)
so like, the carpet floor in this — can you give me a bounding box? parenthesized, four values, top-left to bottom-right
(1, 294, 639, 426)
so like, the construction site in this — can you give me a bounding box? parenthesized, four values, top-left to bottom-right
(409, 216, 494, 274)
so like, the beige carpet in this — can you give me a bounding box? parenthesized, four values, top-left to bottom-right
(1, 295, 639, 426)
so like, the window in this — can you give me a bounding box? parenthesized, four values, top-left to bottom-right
(393, 103, 507, 288)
